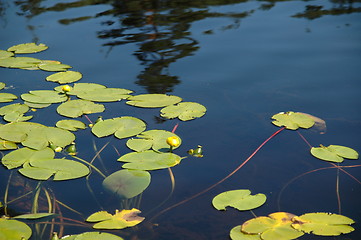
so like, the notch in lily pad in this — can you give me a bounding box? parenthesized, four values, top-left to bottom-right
(161, 102, 206, 121)
(310, 144, 359, 163)
(212, 189, 266, 211)
(271, 111, 315, 130)
(126, 93, 182, 108)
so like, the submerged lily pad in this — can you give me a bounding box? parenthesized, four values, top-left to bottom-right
(86, 208, 144, 230)
(160, 102, 207, 121)
(292, 213, 354, 236)
(92, 117, 146, 139)
(118, 150, 182, 170)
(56, 119, 87, 131)
(0, 93, 17, 103)
(126, 94, 182, 108)
(21, 90, 67, 104)
(271, 111, 315, 130)
(57, 99, 105, 118)
(19, 158, 90, 181)
(310, 145, 359, 163)
(2, 147, 54, 169)
(0, 218, 32, 240)
(102, 169, 151, 199)
(46, 71, 82, 84)
(212, 189, 266, 211)
(77, 88, 133, 102)
(126, 130, 181, 152)
(242, 212, 304, 240)
(7, 43, 48, 54)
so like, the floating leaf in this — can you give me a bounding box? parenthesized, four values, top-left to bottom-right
(102, 169, 151, 199)
(160, 102, 206, 121)
(54, 82, 105, 96)
(118, 150, 182, 170)
(212, 189, 266, 211)
(77, 88, 133, 102)
(0, 218, 32, 240)
(24, 101, 51, 109)
(0, 103, 31, 122)
(92, 117, 146, 139)
(230, 225, 261, 240)
(0, 57, 42, 69)
(0, 122, 44, 143)
(271, 111, 315, 130)
(242, 212, 304, 240)
(38, 62, 72, 72)
(56, 119, 87, 131)
(7, 43, 48, 54)
(0, 50, 14, 59)
(126, 130, 181, 152)
(57, 99, 105, 118)
(19, 158, 90, 181)
(46, 71, 82, 84)
(21, 90, 67, 104)
(13, 213, 56, 219)
(0, 138, 17, 150)
(2, 147, 54, 169)
(310, 145, 359, 163)
(61, 232, 124, 240)
(292, 212, 355, 236)
(86, 209, 144, 229)
(0, 93, 17, 102)
(126, 94, 182, 108)
(0, 82, 5, 90)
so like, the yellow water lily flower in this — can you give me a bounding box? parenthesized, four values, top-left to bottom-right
(166, 136, 181, 148)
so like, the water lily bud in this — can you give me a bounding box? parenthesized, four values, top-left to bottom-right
(166, 136, 181, 148)
(62, 85, 72, 92)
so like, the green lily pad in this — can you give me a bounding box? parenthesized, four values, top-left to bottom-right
(310, 145, 359, 163)
(0, 82, 5, 90)
(61, 232, 124, 240)
(0, 50, 14, 59)
(38, 62, 72, 72)
(212, 189, 267, 211)
(24, 101, 51, 109)
(7, 43, 48, 54)
(0, 93, 17, 102)
(21, 90, 67, 104)
(18, 158, 90, 181)
(86, 209, 144, 230)
(242, 212, 304, 240)
(230, 225, 261, 240)
(271, 111, 315, 130)
(126, 94, 182, 108)
(56, 119, 87, 131)
(13, 213, 56, 219)
(77, 88, 133, 102)
(57, 99, 105, 118)
(0, 138, 17, 150)
(0, 103, 31, 122)
(0, 57, 42, 69)
(2, 147, 55, 169)
(118, 150, 182, 170)
(102, 169, 151, 199)
(292, 213, 355, 236)
(160, 102, 207, 121)
(54, 83, 105, 96)
(0, 218, 32, 240)
(46, 71, 82, 84)
(91, 116, 146, 139)
(126, 130, 181, 152)
(0, 121, 44, 143)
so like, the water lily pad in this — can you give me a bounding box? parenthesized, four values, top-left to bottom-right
(0, 138, 17, 150)
(0, 93, 17, 102)
(292, 213, 355, 236)
(160, 102, 207, 121)
(24, 101, 51, 109)
(38, 62, 72, 71)
(0, 218, 32, 240)
(118, 150, 182, 170)
(46, 71, 82, 84)
(230, 225, 261, 240)
(57, 99, 105, 118)
(7, 43, 48, 54)
(0, 50, 14, 59)
(13, 213, 56, 219)
(56, 119, 87, 131)
(61, 232, 124, 240)
(271, 111, 315, 130)
(310, 145, 359, 163)
(0, 103, 31, 122)
(2, 147, 54, 169)
(54, 83, 106, 96)
(18, 158, 90, 181)
(77, 88, 133, 102)
(126, 94, 182, 108)
(102, 169, 151, 199)
(86, 208, 144, 229)
(0, 82, 5, 90)
(242, 212, 304, 240)
(126, 130, 181, 152)
(0, 57, 42, 69)
(21, 90, 67, 104)
(212, 189, 266, 211)
(91, 116, 146, 139)
(0, 121, 44, 143)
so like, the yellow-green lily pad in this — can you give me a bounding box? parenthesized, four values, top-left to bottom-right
(57, 99, 105, 118)
(212, 189, 266, 211)
(160, 102, 207, 121)
(46, 71, 82, 84)
(0, 50, 14, 59)
(38, 62, 72, 72)
(21, 90, 67, 104)
(126, 94, 182, 108)
(310, 145, 359, 163)
(56, 119, 87, 131)
(230, 225, 261, 240)
(2, 147, 54, 169)
(0, 57, 42, 69)
(0, 93, 17, 103)
(0, 218, 32, 240)
(271, 111, 315, 130)
(7, 43, 48, 54)
(77, 88, 133, 102)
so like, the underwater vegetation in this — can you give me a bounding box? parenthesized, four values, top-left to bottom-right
(0, 43, 359, 240)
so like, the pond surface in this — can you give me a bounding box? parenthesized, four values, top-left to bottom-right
(1, 0, 361, 239)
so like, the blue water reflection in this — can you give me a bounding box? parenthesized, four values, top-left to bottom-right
(1, 0, 361, 239)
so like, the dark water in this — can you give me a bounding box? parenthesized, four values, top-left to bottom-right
(1, 0, 361, 239)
